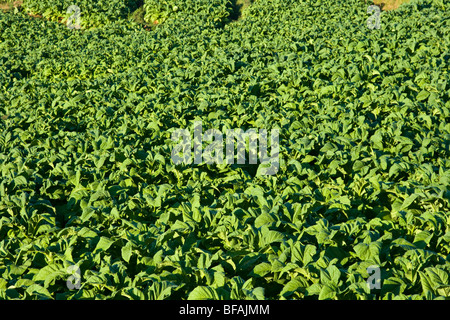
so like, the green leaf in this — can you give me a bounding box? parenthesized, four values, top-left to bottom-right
(0, 278, 7, 290)
(13, 175, 27, 187)
(94, 236, 115, 252)
(148, 281, 176, 300)
(34, 264, 66, 288)
(391, 238, 417, 251)
(254, 212, 276, 228)
(7, 263, 28, 276)
(251, 287, 265, 300)
(291, 243, 317, 267)
(423, 267, 449, 294)
(353, 243, 370, 260)
(26, 284, 54, 299)
(253, 262, 271, 277)
(400, 194, 419, 211)
(306, 283, 322, 296)
(318, 284, 337, 300)
(261, 230, 284, 247)
(188, 286, 220, 300)
(122, 287, 145, 300)
(381, 277, 408, 297)
(416, 90, 430, 101)
(280, 278, 308, 298)
(413, 231, 433, 249)
(320, 265, 341, 286)
(121, 241, 133, 263)
(370, 130, 383, 149)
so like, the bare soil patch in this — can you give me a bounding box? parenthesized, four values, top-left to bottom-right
(372, 0, 412, 10)
(0, 0, 22, 11)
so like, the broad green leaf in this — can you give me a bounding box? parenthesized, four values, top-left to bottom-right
(400, 194, 419, 211)
(422, 267, 450, 297)
(261, 230, 284, 247)
(253, 262, 271, 277)
(187, 286, 220, 300)
(318, 284, 337, 300)
(251, 287, 265, 300)
(320, 265, 341, 286)
(122, 287, 145, 300)
(254, 212, 276, 228)
(94, 236, 115, 252)
(291, 243, 317, 267)
(34, 264, 66, 288)
(413, 231, 433, 249)
(353, 243, 370, 260)
(26, 284, 53, 299)
(280, 278, 308, 298)
(121, 241, 133, 263)
(416, 90, 430, 101)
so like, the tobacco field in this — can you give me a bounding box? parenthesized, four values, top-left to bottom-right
(0, 0, 449, 300)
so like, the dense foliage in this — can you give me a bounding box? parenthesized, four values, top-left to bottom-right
(21, 0, 141, 28)
(0, 0, 449, 300)
(143, 0, 231, 25)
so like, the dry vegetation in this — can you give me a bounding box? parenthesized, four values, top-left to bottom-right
(0, 0, 21, 11)
(372, 0, 412, 10)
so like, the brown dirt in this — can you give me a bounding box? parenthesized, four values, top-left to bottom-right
(0, 0, 22, 11)
(372, 0, 412, 10)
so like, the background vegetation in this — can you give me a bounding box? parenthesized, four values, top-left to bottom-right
(0, 0, 449, 300)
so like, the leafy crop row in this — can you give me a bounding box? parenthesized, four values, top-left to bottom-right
(20, 0, 141, 28)
(0, 0, 449, 300)
(143, 0, 232, 26)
